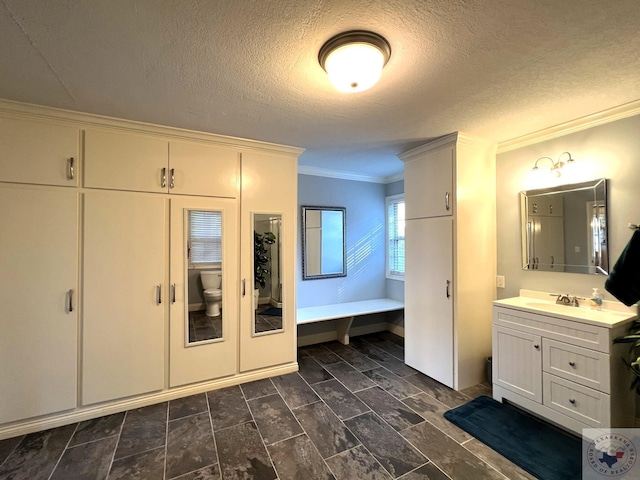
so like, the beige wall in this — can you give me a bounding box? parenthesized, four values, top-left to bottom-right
(496, 113, 640, 304)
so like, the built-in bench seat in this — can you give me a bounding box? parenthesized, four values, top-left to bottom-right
(296, 298, 404, 345)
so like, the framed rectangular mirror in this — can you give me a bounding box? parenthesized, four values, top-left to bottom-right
(520, 178, 608, 274)
(301, 205, 346, 280)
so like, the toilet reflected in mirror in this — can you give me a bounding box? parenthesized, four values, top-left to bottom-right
(186, 209, 224, 344)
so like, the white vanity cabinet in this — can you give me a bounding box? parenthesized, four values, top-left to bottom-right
(493, 302, 635, 433)
(84, 129, 239, 197)
(0, 185, 78, 423)
(399, 132, 496, 390)
(0, 115, 79, 187)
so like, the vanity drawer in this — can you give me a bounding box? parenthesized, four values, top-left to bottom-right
(543, 373, 610, 428)
(543, 339, 610, 393)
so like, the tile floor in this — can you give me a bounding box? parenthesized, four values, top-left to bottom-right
(0, 332, 536, 480)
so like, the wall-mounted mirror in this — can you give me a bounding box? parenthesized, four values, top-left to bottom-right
(253, 213, 284, 335)
(521, 178, 608, 274)
(301, 206, 346, 280)
(186, 209, 224, 344)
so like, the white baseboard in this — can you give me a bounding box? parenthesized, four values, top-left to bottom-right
(0, 362, 298, 441)
(189, 302, 206, 312)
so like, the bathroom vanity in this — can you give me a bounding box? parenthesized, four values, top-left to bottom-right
(492, 291, 637, 434)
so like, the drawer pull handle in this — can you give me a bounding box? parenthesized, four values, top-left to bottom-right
(569, 361, 576, 367)
(534, 344, 540, 350)
(569, 398, 576, 405)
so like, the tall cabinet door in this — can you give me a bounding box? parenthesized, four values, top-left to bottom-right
(83, 191, 167, 405)
(239, 150, 298, 372)
(0, 186, 78, 423)
(169, 196, 239, 387)
(404, 216, 454, 387)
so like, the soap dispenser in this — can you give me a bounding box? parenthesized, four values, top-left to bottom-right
(589, 288, 602, 310)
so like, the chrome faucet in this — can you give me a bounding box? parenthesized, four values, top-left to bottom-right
(551, 294, 581, 307)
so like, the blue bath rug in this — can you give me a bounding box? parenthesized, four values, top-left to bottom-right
(443, 396, 581, 480)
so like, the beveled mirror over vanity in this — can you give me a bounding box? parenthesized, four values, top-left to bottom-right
(520, 178, 608, 274)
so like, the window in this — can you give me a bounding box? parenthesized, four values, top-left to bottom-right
(386, 194, 405, 279)
(188, 210, 222, 267)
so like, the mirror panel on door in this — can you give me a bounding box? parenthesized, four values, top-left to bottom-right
(186, 209, 224, 344)
(253, 213, 284, 335)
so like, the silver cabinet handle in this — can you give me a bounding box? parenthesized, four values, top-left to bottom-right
(170, 168, 175, 189)
(445, 192, 450, 211)
(67, 289, 73, 313)
(67, 157, 75, 180)
(161, 168, 167, 188)
(446, 280, 451, 298)
(242, 279, 246, 297)
(157, 284, 162, 305)
(171, 283, 176, 304)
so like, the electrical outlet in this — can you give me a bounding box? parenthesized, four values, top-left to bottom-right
(496, 275, 505, 288)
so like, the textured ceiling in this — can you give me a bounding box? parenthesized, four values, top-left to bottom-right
(1, 0, 639, 181)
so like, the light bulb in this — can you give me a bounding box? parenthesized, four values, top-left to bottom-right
(324, 42, 385, 93)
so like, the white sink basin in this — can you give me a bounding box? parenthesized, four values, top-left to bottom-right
(494, 296, 637, 327)
(524, 301, 632, 322)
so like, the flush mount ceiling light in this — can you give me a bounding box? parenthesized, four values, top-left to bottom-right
(318, 30, 391, 93)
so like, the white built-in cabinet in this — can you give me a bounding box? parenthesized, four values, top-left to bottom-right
(82, 191, 167, 405)
(239, 150, 298, 373)
(0, 185, 78, 424)
(0, 101, 301, 438)
(84, 129, 239, 197)
(493, 303, 635, 433)
(0, 116, 79, 187)
(169, 196, 239, 388)
(398, 133, 496, 391)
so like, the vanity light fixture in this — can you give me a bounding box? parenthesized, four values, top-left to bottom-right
(318, 30, 391, 93)
(532, 151, 575, 177)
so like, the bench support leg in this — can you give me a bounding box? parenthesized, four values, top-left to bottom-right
(336, 316, 355, 345)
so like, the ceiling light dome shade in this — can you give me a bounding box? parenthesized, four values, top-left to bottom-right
(319, 31, 391, 93)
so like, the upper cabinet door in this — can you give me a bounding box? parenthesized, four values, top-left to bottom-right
(85, 128, 168, 193)
(0, 116, 79, 187)
(404, 146, 454, 220)
(169, 141, 239, 197)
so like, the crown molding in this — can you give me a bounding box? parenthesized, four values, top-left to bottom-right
(298, 165, 403, 184)
(0, 98, 304, 155)
(497, 99, 640, 154)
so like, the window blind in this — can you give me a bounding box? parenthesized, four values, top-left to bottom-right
(189, 210, 222, 264)
(387, 198, 405, 276)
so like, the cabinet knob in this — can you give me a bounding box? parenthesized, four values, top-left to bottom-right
(534, 344, 540, 349)
(569, 398, 576, 405)
(569, 361, 576, 367)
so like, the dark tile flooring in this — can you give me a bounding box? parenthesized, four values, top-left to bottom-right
(0, 332, 536, 480)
